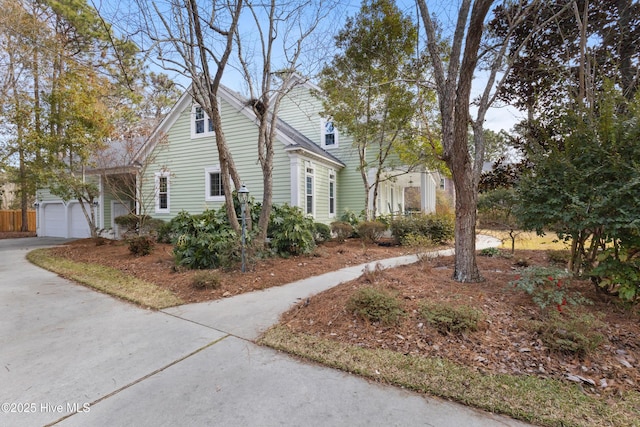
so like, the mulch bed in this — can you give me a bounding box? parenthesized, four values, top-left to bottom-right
(279, 250, 640, 395)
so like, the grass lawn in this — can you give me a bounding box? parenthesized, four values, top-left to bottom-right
(478, 229, 570, 251)
(27, 248, 184, 309)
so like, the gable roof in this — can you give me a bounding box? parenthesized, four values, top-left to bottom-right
(135, 84, 344, 169)
(278, 118, 344, 167)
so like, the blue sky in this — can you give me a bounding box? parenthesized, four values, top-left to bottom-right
(95, 0, 523, 132)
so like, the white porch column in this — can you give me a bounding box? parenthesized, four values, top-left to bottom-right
(98, 175, 104, 229)
(420, 171, 436, 213)
(289, 154, 301, 208)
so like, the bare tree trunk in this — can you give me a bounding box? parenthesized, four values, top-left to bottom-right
(451, 166, 482, 282)
(573, 0, 589, 105)
(256, 105, 274, 241)
(185, 0, 243, 232)
(237, 0, 331, 241)
(19, 148, 28, 231)
(358, 145, 371, 220)
(418, 0, 491, 282)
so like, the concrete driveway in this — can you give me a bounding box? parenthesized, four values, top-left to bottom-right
(0, 237, 529, 427)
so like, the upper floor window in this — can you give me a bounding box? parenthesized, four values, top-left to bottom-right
(192, 106, 214, 138)
(321, 119, 338, 148)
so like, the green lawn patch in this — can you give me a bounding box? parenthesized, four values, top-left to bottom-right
(27, 248, 184, 309)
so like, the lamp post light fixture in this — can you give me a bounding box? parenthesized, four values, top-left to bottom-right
(238, 184, 250, 273)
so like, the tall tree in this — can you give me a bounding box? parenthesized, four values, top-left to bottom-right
(516, 83, 640, 287)
(235, 0, 338, 239)
(498, 0, 639, 138)
(125, 0, 336, 238)
(417, 0, 550, 282)
(319, 0, 428, 220)
(44, 0, 143, 237)
(131, 0, 244, 232)
(0, 0, 48, 229)
(0, 0, 145, 236)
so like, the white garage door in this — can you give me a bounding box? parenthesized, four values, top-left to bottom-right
(43, 203, 66, 237)
(69, 203, 91, 238)
(40, 202, 92, 238)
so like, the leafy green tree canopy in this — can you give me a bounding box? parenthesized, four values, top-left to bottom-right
(318, 0, 434, 218)
(516, 82, 640, 299)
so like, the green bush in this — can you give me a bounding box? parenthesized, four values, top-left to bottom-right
(340, 209, 364, 229)
(480, 247, 502, 257)
(268, 204, 316, 256)
(313, 222, 332, 243)
(174, 228, 240, 270)
(191, 271, 222, 290)
(330, 221, 353, 243)
(400, 232, 433, 248)
(527, 310, 605, 355)
(156, 221, 174, 244)
(356, 220, 388, 244)
(591, 244, 640, 302)
(127, 235, 155, 256)
(390, 213, 454, 245)
(419, 302, 484, 334)
(508, 266, 591, 311)
(114, 213, 138, 229)
(168, 209, 244, 270)
(346, 287, 405, 326)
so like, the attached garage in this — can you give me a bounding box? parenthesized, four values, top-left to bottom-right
(42, 203, 66, 238)
(39, 201, 92, 238)
(69, 203, 91, 238)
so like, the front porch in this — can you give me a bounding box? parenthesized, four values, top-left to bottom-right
(370, 169, 440, 218)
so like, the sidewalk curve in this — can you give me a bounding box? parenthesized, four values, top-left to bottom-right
(162, 234, 503, 341)
(2, 235, 533, 427)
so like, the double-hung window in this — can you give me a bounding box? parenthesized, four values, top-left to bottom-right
(328, 170, 336, 217)
(205, 167, 225, 202)
(321, 119, 338, 148)
(306, 164, 315, 216)
(193, 106, 214, 137)
(155, 172, 170, 213)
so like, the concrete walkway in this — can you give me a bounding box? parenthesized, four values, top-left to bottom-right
(1, 236, 532, 427)
(163, 235, 501, 341)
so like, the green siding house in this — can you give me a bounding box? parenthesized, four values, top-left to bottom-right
(36, 79, 438, 238)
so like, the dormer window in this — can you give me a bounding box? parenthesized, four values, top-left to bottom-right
(321, 119, 338, 148)
(192, 105, 214, 138)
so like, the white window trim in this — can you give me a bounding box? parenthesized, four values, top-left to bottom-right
(205, 166, 225, 202)
(155, 172, 170, 214)
(305, 162, 315, 217)
(328, 169, 336, 218)
(191, 104, 216, 139)
(320, 118, 339, 149)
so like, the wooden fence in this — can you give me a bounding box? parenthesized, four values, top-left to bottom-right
(0, 210, 36, 232)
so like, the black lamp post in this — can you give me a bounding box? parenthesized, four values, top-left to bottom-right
(238, 184, 249, 273)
